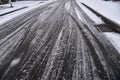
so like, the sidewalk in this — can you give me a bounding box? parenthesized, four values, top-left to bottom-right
(0, 6, 27, 16)
(0, 1, 55, 25)
(77, 0, 120, 26)
(0, 1, 45, 16)
(77, 0, 120, 53)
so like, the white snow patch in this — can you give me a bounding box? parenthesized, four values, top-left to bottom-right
(76, 1, 104, 25)
(10, 58, 21, 67)
(0, 1, 43, 15)
(0, 6, 25, 15)
(0, 1, 55, 25)
(77, 0, 120, 26)
(104, 32, 120, 53)
(75, 7, 83, 22)
(65, 2, 71, 11)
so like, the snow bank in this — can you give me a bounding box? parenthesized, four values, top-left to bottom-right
(77, 0, 120, 26)
(0, 1, 46, 15)
(76, 1, 104, 25)
(0, 1, 54, 25)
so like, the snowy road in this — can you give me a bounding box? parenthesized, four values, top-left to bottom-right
(0, 0, 120, 80)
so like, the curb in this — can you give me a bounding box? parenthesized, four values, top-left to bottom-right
(0, 6, 27, 16)
(82, 3, 120, 33)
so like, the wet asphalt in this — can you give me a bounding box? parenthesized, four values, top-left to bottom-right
(0, 0, 120, 80)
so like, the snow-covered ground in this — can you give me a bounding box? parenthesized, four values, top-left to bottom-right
(76, 1, 104, 25)
(77, 0, 120, 26)
(0, 1, 55, 25)
(0, 1, 43, 13)
(0, 0, 120, 54)
(77, 0, 120, 53)
(104, 32, 120, 53)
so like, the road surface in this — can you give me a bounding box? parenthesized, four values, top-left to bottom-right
(0, 0, 120, 80)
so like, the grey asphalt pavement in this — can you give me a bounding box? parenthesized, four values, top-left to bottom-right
(0, 0, 120, 80)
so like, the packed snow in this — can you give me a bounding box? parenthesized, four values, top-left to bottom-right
(77, 0, 120, 26)
(104, 32, 120, 53)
